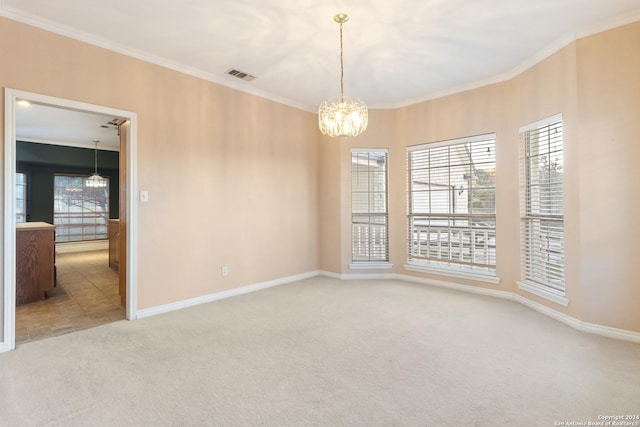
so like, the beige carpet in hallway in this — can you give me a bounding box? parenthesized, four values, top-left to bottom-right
(1, 276, 639, 426)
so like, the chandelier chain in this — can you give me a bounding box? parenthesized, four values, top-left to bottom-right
(94, 142, 98, 174)
(339, 22, 344, 102)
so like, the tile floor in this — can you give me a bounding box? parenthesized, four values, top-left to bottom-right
(15, 249, 125, 345)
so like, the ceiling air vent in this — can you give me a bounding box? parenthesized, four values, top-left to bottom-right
(225, 68, 256, 82)
(99, 118, 126, 130)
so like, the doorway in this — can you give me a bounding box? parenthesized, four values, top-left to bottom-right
(2, 88, 138, 352)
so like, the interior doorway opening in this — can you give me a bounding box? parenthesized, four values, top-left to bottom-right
(3, 88, 138, 352)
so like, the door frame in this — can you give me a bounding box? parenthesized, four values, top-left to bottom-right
(2, 88, 139, 352)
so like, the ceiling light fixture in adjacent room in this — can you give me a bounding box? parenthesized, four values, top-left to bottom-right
(318, 13, 368, 138)
(86, 140, 107, 188)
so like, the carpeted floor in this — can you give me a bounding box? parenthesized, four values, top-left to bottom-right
(1, 276, 639, 426)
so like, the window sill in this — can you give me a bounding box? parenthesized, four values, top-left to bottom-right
(404, 263, 501, 285)
(517, 280, 569, 307)
(349, 262, 394, 270)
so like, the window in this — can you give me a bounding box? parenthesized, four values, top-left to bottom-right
(407, 134, 496, 273)
(54, 174, 110, 242)
(351, 150, 389, 263)
(519, 115, 565, 294)
(16, 172, 28, 223)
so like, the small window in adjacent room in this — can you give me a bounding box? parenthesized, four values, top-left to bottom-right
(407, 134, 497, 275)
(351, 150, 389, 264)
(519, 114, 565, 297)
(54, 174, 110, 242)
(16, 171, 28, 223)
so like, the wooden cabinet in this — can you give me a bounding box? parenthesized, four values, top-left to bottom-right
(16, 222, 55, 305)
(108, 219, 120, 271)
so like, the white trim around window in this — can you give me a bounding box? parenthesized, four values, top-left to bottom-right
(351, 149, 390, 265)
(517, 280, 569, 307)
(349, 262, 394, 270)
(519, 113, 563, 133)
(519, 114, 566, 297)
(407, 133, 497, 275)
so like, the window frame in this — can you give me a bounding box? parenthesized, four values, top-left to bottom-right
(517, 113, 568, 306)
(16, 171, 28, 223)
(350, 149, 391, 269)
(53, 173, 111, 242)
(406, 133, 498, 282)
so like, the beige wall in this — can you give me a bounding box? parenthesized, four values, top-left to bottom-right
(575, 22, 640, 330)
(321, 21, 640, 333)
(318, 132, 341, 272)
(0, 17, 319, 340)
(1, 16, 638, 341)
(510, 42, 582, 317)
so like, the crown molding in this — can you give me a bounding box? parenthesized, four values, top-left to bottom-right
(370, 9, 640, 109)
(0, 5, 315, 113)
(1, 4, 639, 112)
(574, 7, 640, 39)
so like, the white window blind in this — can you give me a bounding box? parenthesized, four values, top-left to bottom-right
(351, 150, 389, 263)
(520, 115, 565, 292)
(407, 134, 496, 271)
(16, 172, 27, 223)
(54, 174, 110, 242)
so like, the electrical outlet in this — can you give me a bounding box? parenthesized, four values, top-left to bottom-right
(221, 266, 228, 277)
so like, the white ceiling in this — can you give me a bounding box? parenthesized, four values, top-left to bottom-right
(3, 0, 640, 113)
(15, 102, 121, 151)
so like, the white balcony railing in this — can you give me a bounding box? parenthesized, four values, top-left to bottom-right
(352, 220, 388, 262)
(409, 217, 496, 270)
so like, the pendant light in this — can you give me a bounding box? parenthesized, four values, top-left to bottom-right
(86, 140, 107, 188)
(318, 13, 368, 138)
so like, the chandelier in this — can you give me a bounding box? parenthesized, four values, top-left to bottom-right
(86, 140, 107, 188)
(318, 13, 368, 138)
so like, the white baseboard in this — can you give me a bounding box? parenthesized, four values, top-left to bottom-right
(404, 263, 501, 285)
(0, 341, 9, 353)
(321, 269, 640, 343)
(319, 270, 397, 281)
(56, 240, 109, 253)
(580, 322, 640, 343)
(319, 270, 342, 280)
(513, 293, 640, 343)
(319, 270, 511, 299)
(512, 293, 581, 329)
(398, 273, 513, 300)
(136, 270, 319, 319)
(135, 267, 639, 345)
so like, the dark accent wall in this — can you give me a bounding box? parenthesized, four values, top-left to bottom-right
(17, 141, 119, 223)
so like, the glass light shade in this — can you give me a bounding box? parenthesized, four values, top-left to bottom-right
(86, 173, 107, 188)
(318, 96, 368, 138)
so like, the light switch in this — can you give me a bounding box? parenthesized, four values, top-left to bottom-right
(140, 190, 149, 203)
